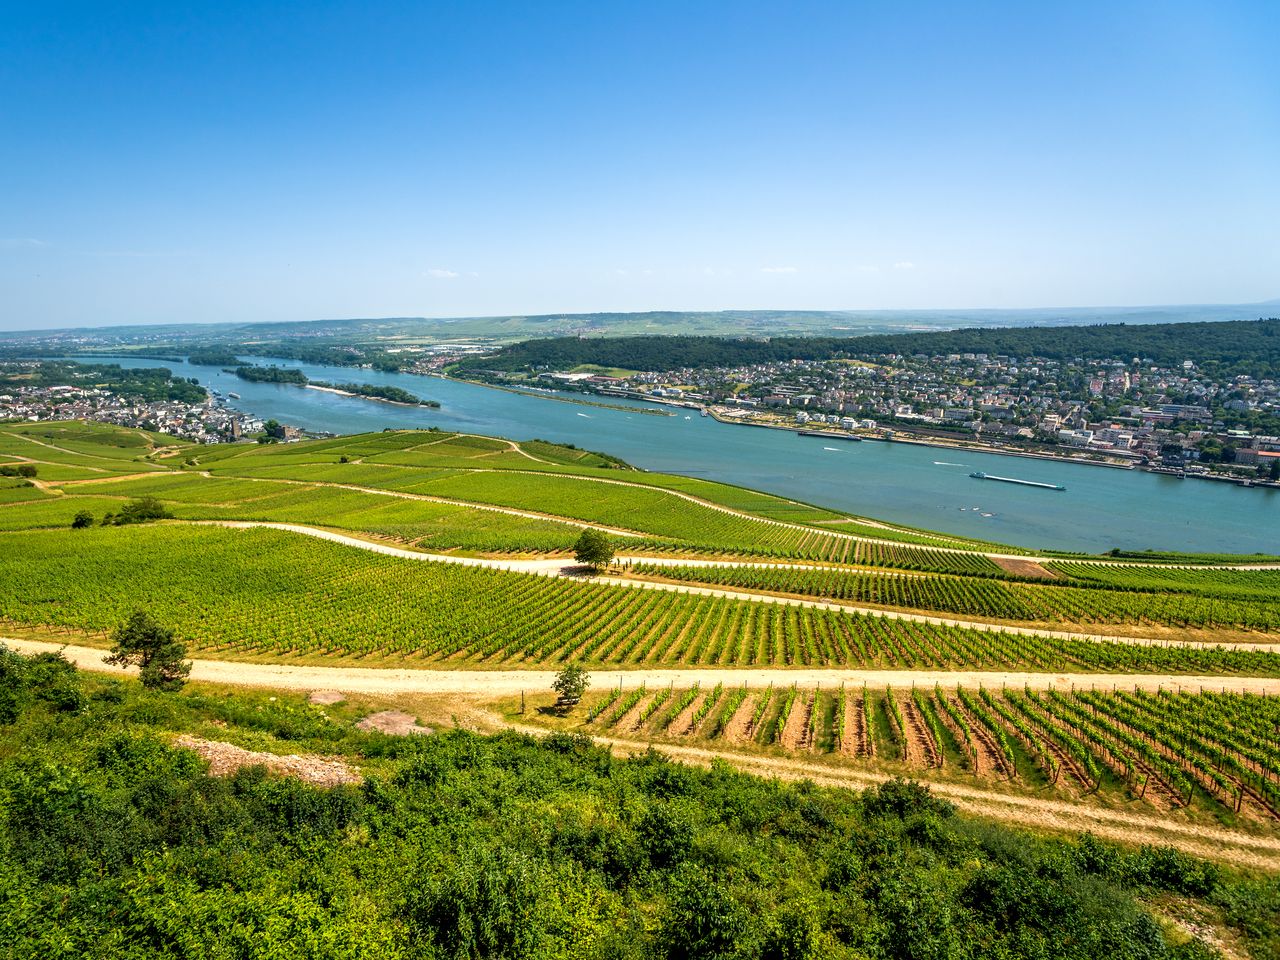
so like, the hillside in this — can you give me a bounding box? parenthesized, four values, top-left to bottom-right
(9, 646, 1275, 958)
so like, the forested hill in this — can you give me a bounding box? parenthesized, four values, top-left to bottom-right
(458, 317, 1280, 377)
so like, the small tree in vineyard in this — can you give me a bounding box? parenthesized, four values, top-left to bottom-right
(574, 529, 614, 571)
(552, 664, 590, 708)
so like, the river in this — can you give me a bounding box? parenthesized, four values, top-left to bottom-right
(92, 355, 1279, 554)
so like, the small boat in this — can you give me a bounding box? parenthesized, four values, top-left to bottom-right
(227, 392, 241, 400)
(970, 472, 1065, 491)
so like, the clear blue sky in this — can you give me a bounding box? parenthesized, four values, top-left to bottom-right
(2, 0, 1277, 329)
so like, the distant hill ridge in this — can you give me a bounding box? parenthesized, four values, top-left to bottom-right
(458, 317, 1280, 377)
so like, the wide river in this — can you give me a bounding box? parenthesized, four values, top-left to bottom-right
(98, 356, 1278, 554)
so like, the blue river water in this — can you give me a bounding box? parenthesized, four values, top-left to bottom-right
(95, 356, 1278, 554)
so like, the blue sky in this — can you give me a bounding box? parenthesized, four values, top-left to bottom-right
(2, 0, 1277, 329)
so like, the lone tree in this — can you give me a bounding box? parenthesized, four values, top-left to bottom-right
(104, 610, 191, 691)
(574, 529, 614, 571)
(552, 664, 590, 707)
(71, 510, 94, 529)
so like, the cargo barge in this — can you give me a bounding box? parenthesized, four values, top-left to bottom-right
(798, 430, 862, 442)
(969, 471, 1065, 491)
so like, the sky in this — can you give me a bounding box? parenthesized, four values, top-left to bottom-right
(2, 0, 1278, 330)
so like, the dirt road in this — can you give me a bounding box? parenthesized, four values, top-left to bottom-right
(10, 635, 1279, 869)
(8, 638, 1277, 696)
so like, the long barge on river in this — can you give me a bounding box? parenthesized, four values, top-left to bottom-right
(969, 471, 1065, 491)
(798, 430, 862, 441)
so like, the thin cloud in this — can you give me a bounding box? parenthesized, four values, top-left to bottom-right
(0, 238, 48, 249)
(893, 261, 916, 270)
(760, 266, 798, 274)
(425, 268, 459, 279)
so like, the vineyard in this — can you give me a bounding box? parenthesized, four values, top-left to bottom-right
(3, 525, 1280, 676)
(571, 681, 1280, 819)
(625, 562, 1280, 631)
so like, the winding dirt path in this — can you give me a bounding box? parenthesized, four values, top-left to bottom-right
(588, 732, 1280, 871)
(10, 635, 1280, 868)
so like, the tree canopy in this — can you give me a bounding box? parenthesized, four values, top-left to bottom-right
(104, 610, 190, 691)
(574, 529, 615, 570)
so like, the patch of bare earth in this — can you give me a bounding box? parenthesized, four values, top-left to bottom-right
(843, 697, 870, 757)
(615, 691, 655, 732)
(308, 689, 345, 705)
(901, 699, 942, 768)
(779, 692, 812, 751)
(952, 699, 1013, 780)
(355, 710, 432, 735)
(720, 694, 755, 745)
(669, 691, 707, 736)
(993, 557, 1058, 579)
(174, 735, 362, 787)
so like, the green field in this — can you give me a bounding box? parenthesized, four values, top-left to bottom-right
(2, 524, 1278, 674)
(626, 562, 1280, 632)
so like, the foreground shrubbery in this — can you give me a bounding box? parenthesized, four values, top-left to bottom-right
(0, 647, 1275, 959)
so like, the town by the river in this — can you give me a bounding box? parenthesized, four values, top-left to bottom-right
(92, 355, 1279, 555)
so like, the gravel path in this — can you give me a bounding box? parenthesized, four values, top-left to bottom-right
(8, 639, 1279, 696)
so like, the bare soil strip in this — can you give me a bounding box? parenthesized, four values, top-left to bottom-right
(993, 557, 1058, 579)
(173, 734, 362, 787)
(952, 698, 1014, 780)
(668, 691, 706, 737)
(720, 694, 755, 745)
(614, 691, 655, 733)
(779, 692, 811, 751)
(902, 699, 942, 768)
(10, 640, 1280, 698)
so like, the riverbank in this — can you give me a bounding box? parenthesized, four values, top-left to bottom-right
(436, 374, 675, 416)
(705, 407, 1135, 470)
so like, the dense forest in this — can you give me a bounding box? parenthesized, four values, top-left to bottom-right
(2, 646, 1275, 958)
(310, 381, 438, 406)
(186, 348, 242, 366)
(0, 360, 207, 403)
(458, 318, 1280, 378)
(234, 364, 309, 384)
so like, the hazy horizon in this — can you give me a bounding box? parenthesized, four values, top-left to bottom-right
(2, 300, 1275, 338)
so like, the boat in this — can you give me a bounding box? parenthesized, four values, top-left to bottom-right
(227, 392, 241, 400)
(700, 407, 708, 417)
(798, 430, 861, 442)
(969, 472, 1065, 491)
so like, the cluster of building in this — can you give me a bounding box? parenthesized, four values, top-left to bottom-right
(0, 384, 265, 443)
(546, 352, 1280, 477)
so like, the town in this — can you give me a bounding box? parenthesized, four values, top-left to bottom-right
(515, 350, 1280, 482)
(0, 382, 267, 444)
